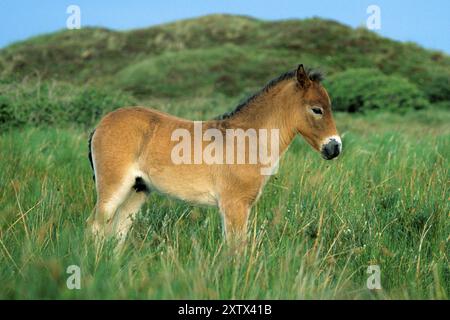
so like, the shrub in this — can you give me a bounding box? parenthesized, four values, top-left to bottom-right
(324, 68, 430, 113)
(0, 80, 136, 131)
(421, 68, 450, 103)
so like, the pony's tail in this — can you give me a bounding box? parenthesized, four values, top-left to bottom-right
(88, 129, 96, 182)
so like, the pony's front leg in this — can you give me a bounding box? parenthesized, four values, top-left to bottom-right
(219, 198, 251, 244)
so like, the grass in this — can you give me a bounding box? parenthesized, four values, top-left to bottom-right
(0, 108, 448, 299)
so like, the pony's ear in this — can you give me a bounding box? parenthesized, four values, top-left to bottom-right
(296, 64, 311, 89)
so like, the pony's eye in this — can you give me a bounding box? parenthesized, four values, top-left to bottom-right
(312, 107, 323, 115)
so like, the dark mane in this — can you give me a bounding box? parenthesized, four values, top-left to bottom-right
(215, 67, 324, 120)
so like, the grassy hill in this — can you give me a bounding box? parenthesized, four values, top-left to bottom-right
(1, 14, 449, 103)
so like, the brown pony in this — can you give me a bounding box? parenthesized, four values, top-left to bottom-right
(87, 64, 342, 246)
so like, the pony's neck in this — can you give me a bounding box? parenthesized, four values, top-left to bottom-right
(219, 80, 298, 153)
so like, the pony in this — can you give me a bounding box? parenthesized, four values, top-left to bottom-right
(86, 64, 342, 246)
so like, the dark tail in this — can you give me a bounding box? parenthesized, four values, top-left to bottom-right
(88, 129, 96, 181)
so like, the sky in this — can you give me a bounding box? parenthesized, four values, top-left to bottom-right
(0, 0, 449, 53)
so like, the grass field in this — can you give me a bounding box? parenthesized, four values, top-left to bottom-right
(0, 108, 448, 299)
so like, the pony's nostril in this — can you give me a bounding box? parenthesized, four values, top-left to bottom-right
(333, 143, 340, 155)
(322, 140, 340, 159)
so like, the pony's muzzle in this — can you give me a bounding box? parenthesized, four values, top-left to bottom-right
(321, 136, 342, 160)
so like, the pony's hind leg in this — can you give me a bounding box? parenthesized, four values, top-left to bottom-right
(87, 116, 149, 244)
(113, 187, 148, 246)
(87, 170, 137, 239)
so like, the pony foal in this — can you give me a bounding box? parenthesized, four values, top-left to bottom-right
(87, 64, 342, 245)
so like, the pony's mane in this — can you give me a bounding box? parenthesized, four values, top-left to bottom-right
(215, 67, 324, 120)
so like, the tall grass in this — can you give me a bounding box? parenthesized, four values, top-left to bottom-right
(0, 110, 448, 299)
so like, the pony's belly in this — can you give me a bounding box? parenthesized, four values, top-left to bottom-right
(147, 177, 217, 206)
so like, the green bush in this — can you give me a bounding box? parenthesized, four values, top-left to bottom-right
(325, 68, 430, 113)
(0, 80, 136, 131)
(422, 68, 450, 103)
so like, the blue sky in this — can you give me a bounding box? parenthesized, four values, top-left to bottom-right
(0, 0, 449, 53)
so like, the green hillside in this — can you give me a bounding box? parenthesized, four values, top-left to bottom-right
(1, 14, 449, 105)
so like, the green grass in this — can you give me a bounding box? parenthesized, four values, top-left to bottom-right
(0, 109, 448, 299)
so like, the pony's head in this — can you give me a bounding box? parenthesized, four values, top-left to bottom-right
(291, 64, 342, 160)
